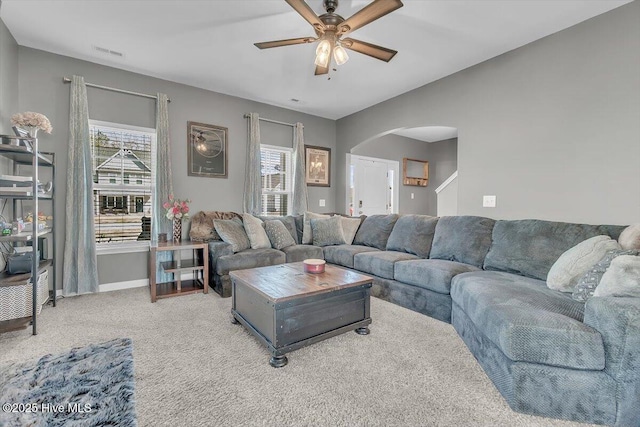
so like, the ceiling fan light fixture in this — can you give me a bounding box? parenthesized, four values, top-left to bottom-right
(315, 38, 332, 67)
(333, 43, 349, 65)
(315, 51, 330, 68)
(315, 39, 331, 56)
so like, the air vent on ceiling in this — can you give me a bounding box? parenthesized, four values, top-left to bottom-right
(93, 45, 125, 58)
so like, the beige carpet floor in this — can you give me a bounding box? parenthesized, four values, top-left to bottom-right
(0, 287, 591, 427)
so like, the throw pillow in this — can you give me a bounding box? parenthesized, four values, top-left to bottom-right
(572, 249, 639, 302)
(265, 220, 296, 250)
(311, 216, 346, 247)
(242, 213, 271, 250)
(594, 255, 640, 298)
(353, 214, 399, 250)
(619, 223, 640, 250)
(386, 214, 439, 258)
(340, 217, 361, 245)
(302, 212, 331, 244)
(213, 219, 250, 253)
(547, 235, 621, 292)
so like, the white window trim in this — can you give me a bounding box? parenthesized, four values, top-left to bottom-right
(96, 241, 150, 255)
(90, 119, 156, 255)
(260, 144, 293, 216)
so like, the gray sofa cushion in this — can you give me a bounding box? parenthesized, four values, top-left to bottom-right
(354, 251, 419, 280)
(394, 259, 480, 295)
(281, 245, 324, 263)
(450, 271, 605, 370)
(213, 219, 250, 253)
(311, 216, 346, 246)
(264, 220, 296, 250)
(216, 248, 285, 276)
(386, 215, 438, 258)
(430, 216, 496, 268)
(483, 219, 626, 280)
(323, 244, 379, 268)
(353, 214, 399, 250)
(257, 215, 299, 244)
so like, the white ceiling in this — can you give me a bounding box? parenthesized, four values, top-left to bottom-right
(393, 126, 458, 143)
(1, 0, 631, 120)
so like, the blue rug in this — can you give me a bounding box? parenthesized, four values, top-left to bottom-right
(0, 338, 137, 427)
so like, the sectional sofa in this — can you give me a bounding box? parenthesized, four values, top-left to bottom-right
(190, 212, 639, 426)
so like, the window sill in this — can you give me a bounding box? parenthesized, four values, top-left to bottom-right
(96, 241, 150, 256)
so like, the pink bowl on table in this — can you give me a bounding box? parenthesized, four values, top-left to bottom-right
(303, 259, 326, 274)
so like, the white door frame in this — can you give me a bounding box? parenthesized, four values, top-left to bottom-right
(346, 153, 400, 215)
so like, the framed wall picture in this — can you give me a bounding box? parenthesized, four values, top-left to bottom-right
(305, 145, 331, 187)
(187, 121, 228, 178)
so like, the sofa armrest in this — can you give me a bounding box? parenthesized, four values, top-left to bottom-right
(206, 241, 233, 275)
(584, 296, 640, 426)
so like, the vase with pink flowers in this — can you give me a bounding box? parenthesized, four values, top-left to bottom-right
(163, 195, 190, 241)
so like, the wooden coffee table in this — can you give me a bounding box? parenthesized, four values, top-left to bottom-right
(230, 262, 373, 367)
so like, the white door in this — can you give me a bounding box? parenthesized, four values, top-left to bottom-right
(353, 157, 392, 215)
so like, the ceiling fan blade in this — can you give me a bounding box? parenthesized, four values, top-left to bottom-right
(315, 64, 329, 76)
(285, 0, 326, 31)
(342, 38, 397, 62)
(254, 37, 316, 49)
(338, 0, 403, 36)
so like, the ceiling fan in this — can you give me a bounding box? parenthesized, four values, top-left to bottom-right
(255, 0, 403, 75)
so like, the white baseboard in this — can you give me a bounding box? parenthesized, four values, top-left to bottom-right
(99, 273, 196, 293)
(99, 279, 148, 293)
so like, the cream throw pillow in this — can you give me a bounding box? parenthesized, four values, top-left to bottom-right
(594, 255, 640, 298)
(302, 212, 331, 244)
(547, 235, 621, 292)
(619, 223, 640, 250)
(341, 217, 361, 245)
(242, 213, 271, 250)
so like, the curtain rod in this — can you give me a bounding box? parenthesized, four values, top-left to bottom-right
(62, 77, 171, 102)
(244, 114, 295, 128)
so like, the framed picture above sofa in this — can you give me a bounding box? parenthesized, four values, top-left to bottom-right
(187, 121, 228, 178)
(305, 145, 330, 187)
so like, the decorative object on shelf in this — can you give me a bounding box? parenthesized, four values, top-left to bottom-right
(158, 232, 167, 243)
(303, 258, 326, 274)
(187, 121, 228, 178)
(172, 219, 182, 242)
(10, 112, 53, 138)
(305, 145, 331, 187)
(163, 195, 190, 241)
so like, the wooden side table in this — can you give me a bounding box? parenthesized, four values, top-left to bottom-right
(149, 241, 209, 303)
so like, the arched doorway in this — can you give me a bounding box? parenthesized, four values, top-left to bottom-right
(347, 126, 458, 216)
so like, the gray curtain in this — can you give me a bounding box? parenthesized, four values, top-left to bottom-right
(243, 113, 261, 215)
(153, 93, 174, 283)
(63, 75, 99, 295)
(292, 122, 308, 215)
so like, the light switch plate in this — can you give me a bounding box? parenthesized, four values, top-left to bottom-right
(319, 199, 326, 207)
(411, 193, 415, 200)
(483, 195, 497, 208)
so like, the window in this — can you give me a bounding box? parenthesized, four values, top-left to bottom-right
(90, 120, 156, 250)
(260, 145, 292, 216)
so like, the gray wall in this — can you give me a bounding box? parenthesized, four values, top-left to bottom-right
(336, 2, 640, 226)
(17, 47, 336, 286)
(0, 17, 18, 271)
(351, 134, 457, 215)
(0, 17, 17, 135)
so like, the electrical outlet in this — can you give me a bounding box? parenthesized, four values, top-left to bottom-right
(319, 199, 326, 207)
(483, 195, 497, 208)
(411, 193, 415, 200)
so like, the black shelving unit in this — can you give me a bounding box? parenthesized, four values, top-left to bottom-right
(0, 135, 55, 335)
